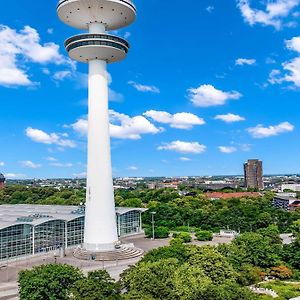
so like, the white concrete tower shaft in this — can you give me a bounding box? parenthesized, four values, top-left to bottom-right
(57, 0, 136, 253)
(84, 23, 118, 251)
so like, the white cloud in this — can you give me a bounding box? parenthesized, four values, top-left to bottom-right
(218, 146, 237, 154)
(50, 162, 73, 168)
(206, 6, 215, 13)
(124, 32, 131, 39)
(158, 141, 207, 154)
(0, 162, 5, 167)
(47, 28, 54, 34)
(46, 157, 57, 162)
(286, 36, 300, 52)
(73, 172, 86, 178)
(0, 25, 70, 87)
(214, 113, 246, 123)
(110, 110, 162, 140)
(109, 88, 124, 102)
(235, 58, 256, 66)
(128, 81, 160, 93)
(71, 110, 162, 140)
(4, 173, 26, 179)
(179, 157, 191, 161)
(144, 110, 205, 129)
(269, 36, 300, 87)
(128, 166, 138, 171)
(53, 70, 72, 81)
(188, 84, 242, 107)
(247, 121, 294, 138)
(20, 160, 41, 169)
(240, 144, 252, 151)
(237, 0, 300, 30)
(26, 127, 76, 148)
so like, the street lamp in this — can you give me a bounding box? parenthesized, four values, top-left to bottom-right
(150, 212, 156, 240)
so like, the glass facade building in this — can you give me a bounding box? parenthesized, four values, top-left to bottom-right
(0, 205, 146, 261)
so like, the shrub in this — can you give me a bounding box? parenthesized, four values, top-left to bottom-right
(169, 238, 185, 247)
(145, 226, 170, 239)
(196, 230, 213, 241)
(173, 226, 196, 233)
(172, 232, 192, 243)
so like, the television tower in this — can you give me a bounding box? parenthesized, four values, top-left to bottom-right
(57, 0, 136, 252)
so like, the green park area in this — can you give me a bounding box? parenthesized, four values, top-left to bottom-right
(2, 186, 300, 299)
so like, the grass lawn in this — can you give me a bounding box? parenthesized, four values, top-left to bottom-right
(259, 280, 300, 299)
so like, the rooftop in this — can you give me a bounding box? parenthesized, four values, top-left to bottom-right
(0, 204, 147, 230)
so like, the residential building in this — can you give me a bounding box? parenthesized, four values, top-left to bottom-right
(273, 195, 300, 211)
(281, 184, 300, 192)
(244, 159, 264, 189)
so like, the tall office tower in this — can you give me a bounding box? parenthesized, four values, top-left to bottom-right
(0, 173, 5, 189)
(57, 0, 136, 252)
(244, 159, 264, 190)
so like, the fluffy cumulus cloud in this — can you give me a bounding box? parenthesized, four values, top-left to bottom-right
(128, 81, 160, 93)
(144, 110, 205, 129)
(214, 113, 246, 123)
(269, 36, 300, 87)
(235, 58, 256, 66)
(237, 0, 300, 30)
(247, 121, 294, 138)
(71, 110, 162, 140)
(26, 127, 76, 148)
(158, 141, 207, 154)
(0, 25, 70, 87)
(218, 146, 237, 154)
(19, 160, 41, 169)
(188, 84, 242, 107)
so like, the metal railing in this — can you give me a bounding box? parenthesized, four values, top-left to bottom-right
(65, 33, 129, 49)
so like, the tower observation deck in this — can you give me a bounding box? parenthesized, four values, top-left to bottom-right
(57, 0, 136, 252)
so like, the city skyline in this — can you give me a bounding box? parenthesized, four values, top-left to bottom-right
(0, 0, 300, 179)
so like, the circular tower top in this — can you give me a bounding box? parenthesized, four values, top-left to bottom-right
(57, 0, 136, 31)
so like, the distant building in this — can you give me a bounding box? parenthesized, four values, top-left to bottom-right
(281, 183, 300, 192)
(244, 159, 264, 189)
(273, 195, 300, 211)
(0, 173, 5, 189)
(206, 192, 262, 200)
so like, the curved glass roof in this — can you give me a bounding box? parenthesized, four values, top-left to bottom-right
(0, 204, 146, 230)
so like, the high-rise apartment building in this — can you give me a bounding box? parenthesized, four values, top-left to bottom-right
(0, 173, 5, 189)
(244, 159, 264, 189)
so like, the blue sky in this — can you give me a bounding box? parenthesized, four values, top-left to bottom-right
(0, 0, 300, 179)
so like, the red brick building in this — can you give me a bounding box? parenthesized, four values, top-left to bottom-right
(206, 192, 262, 200)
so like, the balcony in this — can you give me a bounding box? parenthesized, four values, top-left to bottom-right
(65, 33, 130, 63)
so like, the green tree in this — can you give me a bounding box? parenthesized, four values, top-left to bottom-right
(230, 232, 282, 268)
(19, 264, 83, 300)
(71, 270, 121, 300)
(188, 246, 237, 284)
(195, 230, 213, 241)
(145, 226, 169, 239)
